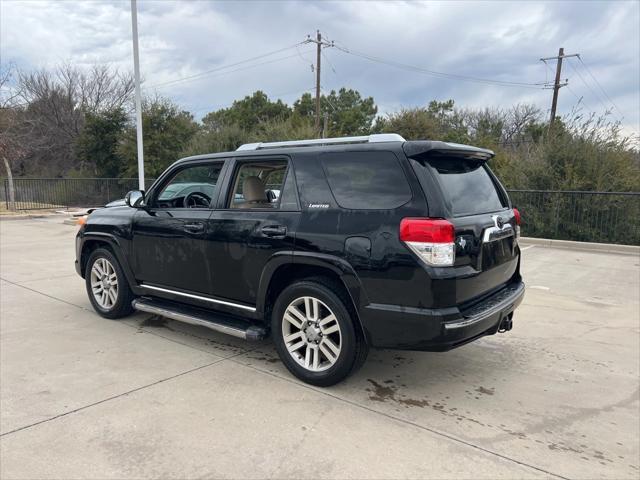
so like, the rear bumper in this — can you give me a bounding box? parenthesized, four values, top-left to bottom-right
(361, 280, 525, 351)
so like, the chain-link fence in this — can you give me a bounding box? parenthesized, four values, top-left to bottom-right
(508, 190, 639, 246)
(1, 178, 155, 210)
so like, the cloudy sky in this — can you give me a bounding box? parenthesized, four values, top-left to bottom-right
(2, 0, 639, 135)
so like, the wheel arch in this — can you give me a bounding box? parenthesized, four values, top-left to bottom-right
(257, 252, 371, 344)
(80, 233, 137, 287)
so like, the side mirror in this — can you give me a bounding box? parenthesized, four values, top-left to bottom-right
(125, 190, 145, 208)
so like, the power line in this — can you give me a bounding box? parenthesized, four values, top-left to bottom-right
(146, 51, 313, 92)
(320, 86, 339, 112)
(295, 44, 313, 66)
(541, 58, 595, 114)
(576, 55, 625, 120)
(146, 42, 308, 89)
(565, 83, 595, 114)
(332, 42, 547, 89)
(565, 58, 616, 119)
(321, 50, 337, 76)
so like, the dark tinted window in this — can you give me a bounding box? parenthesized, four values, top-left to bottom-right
(321, 151, 411, 210)
(423, 157, 505, 216)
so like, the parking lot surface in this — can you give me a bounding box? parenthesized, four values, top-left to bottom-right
(1, 217, 638, 479)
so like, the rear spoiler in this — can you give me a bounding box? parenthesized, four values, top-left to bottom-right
(403, 141, 494, 162)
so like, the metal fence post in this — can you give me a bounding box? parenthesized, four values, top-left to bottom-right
(554, 192, 561, 237)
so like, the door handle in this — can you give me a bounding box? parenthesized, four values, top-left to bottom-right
(261, 225, 287, 238)
(183, 222, 205, 233)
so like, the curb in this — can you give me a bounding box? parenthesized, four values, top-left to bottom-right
(519, 237, 639, 255)
(0, 214, 62, 221)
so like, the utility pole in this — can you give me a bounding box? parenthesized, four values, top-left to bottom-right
(540, 48, 579, 127)
(315, 30, 322, 135)
(130, 0, 145, 191)
(322, 112, 329, 138)
(305, 31, 334, 137)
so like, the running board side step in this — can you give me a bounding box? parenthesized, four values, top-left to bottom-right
(132, 297, 267, 341)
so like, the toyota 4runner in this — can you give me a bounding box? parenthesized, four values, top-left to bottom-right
(76, 134, 524, 386)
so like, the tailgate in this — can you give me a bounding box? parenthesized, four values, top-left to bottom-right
(409, 153, 520, 304)
(450, 211, 520, 303)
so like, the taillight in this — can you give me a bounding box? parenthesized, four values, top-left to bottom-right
(513, 208, 521, 226)
(513, 208, 521, 238)
(400, 218, 455, 267)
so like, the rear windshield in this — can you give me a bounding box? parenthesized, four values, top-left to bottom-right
(414, 156, 506, 216)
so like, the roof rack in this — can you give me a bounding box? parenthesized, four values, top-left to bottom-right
(236, 133, 405, 151)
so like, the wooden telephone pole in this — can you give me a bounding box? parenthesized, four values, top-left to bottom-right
(305, 31, 334, 137)
(315, 31, 322, 134)
(541, 48, 579, 127)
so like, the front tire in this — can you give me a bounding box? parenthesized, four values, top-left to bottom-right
(85, 248, 135, 319)
(271, 279, 368, 387)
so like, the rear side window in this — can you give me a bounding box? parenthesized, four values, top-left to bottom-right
(320, 151, 411, 210)
(227, 159, 288, 209)
(419, 156, 506, 216)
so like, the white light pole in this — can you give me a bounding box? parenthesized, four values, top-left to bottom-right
(130, 0, 145, 191)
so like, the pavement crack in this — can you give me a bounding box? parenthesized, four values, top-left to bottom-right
(0, 277, 254, 359)
(0, 358, 228, 438)
(10, 273, 79, 284)
(1, 276, 94, 313)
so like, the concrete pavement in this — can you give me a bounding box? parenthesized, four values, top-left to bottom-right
(0, 217, 638, 479)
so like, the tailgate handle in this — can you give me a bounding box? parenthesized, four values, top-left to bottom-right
(483, 216, 514, 243)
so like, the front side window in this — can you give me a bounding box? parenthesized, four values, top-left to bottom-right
(321, 151, 412, 210)
(155, 163, 223, 209)
(228, 160, 288, 209)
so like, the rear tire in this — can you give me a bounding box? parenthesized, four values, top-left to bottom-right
(271, 279, 368, 387)
(85, 248, 135, 319)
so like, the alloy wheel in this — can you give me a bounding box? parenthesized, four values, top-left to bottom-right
(90, 257, 119, 310)
(282, 296, 342, 372)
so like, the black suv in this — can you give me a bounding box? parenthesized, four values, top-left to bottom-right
(75, 134, 524, 386)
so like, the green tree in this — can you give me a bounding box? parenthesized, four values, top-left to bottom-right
(75, 108, 127, 177)
(374, 107, 441, 140)
(374, 100, 468, 142)
(202, 91, 291, 132)
(119, 97, 198, 178)
(293, 92, 314, 118)
(182, 117, 317, 158)
(183, 123, 248, 157)
(293, 88, 377, 136)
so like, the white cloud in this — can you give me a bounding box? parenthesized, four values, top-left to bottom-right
(1, 0, 638, 135)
